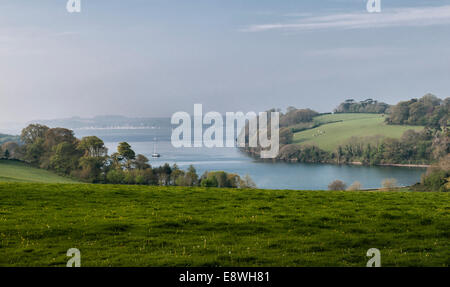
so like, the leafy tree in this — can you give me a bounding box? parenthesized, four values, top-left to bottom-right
(134, 154, 150, 170)
(386, 94, 448, 127)
(44, 128, 78, 149)
(23, 138, 45, 164)
(334, 99, 389, 114)
(49, 142, 81, 174)
(1, 142, 19, 159)
(185, 165, 199, 186)
(117, 142, 136, 169)
(21, 124, 49, 145)
(78, 136, 107, 157)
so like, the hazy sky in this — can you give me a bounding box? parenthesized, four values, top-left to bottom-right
(1, 0, 450, 124)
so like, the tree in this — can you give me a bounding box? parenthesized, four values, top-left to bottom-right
(117, 142, 136, 169)
(44, 128, 77, 149)
(23, 138, 45, 164)
(328, 180, 346, 190)
(185, 165, 199, 186)
(1, 142, 19, 159)
(109, 152, 123, 170)
(135, 154, 150, 170)
(78, 136, 107, 157)
(77, 136, 108, 182)
(49, 142, 81, 174)
(21, 124, 49, 145)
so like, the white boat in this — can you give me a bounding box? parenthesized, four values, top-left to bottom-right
(152, 138, 161, 158)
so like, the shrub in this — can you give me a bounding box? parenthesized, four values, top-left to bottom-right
(240, 174, 257, 189)
(124, 171, 136, 184)
(347, 181, 362, 191)
(421, 169, 449, 192)
(382, 178, 397, 190)
(106, 169, 125, 184)
(328, 180, 346, 191)
(201, 176, 218, 187)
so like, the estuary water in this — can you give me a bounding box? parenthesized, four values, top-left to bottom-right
(75, 128, 426, 190)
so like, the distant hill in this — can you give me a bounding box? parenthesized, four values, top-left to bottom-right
(0, 134, 20, 145)
(30, 115, 172, 129)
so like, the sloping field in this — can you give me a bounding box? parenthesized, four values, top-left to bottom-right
(0, 183, 448, 267)
(293, 113, 424, 151)
(0, 160, 78, 183)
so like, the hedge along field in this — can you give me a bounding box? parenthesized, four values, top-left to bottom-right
(0, 183, 448, 267)
(293, 113, 424, 152)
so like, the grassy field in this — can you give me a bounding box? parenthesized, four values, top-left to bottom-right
(0, 160, 78, 183)
(0, 182, 448, 267)
(293, 113, 424, 151)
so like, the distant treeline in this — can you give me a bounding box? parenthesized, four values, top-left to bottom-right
(385, 94, 449, 127)
(277, 128, 448, 166)
(0, 124, 256, 188)
(334, 99, 390, 114)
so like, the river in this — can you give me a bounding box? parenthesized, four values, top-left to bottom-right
(75, 128, 426, 190)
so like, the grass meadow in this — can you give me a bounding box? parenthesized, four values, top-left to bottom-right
(0, 182, 448, 267)
(0, 160, 79, 183)
(293, 113, 424, 151)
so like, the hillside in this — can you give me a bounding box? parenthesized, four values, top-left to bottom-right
(0, 160, 79, 183)
(293, 113, 424, 152)
(0, 183, 448, 267)
(0, 133, 20, 145)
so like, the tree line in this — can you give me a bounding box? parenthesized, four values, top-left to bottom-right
(385, 94, 449, 128)
(0, 124, 256, 188)
(334, 99, 390, 114)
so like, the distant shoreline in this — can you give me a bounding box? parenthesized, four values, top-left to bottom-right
(377, 163, 430, 168)
(350, 161, 429, 168)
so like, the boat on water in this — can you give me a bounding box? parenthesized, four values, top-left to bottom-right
(152, 138, 161, 158)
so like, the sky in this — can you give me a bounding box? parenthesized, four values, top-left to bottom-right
(1, 0, 450, 125)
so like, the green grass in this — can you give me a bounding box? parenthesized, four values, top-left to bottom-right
(0, 160, 79, 183)
(0, 183, 448, 267)
(293, 113, 424, 152)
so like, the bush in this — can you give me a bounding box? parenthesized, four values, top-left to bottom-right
(382, 178, 397, 190)
(421, 169, 449, 192)
(106, 169, 125, 184)
(201, 176, 218, 187)
(124, 171, 136, 184)
(347, 181, 362, 191)
(328, 180, 346, 191)
(240, 174, 257, 189)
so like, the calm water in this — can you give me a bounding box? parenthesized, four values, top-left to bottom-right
(75, 128, 426, 190)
